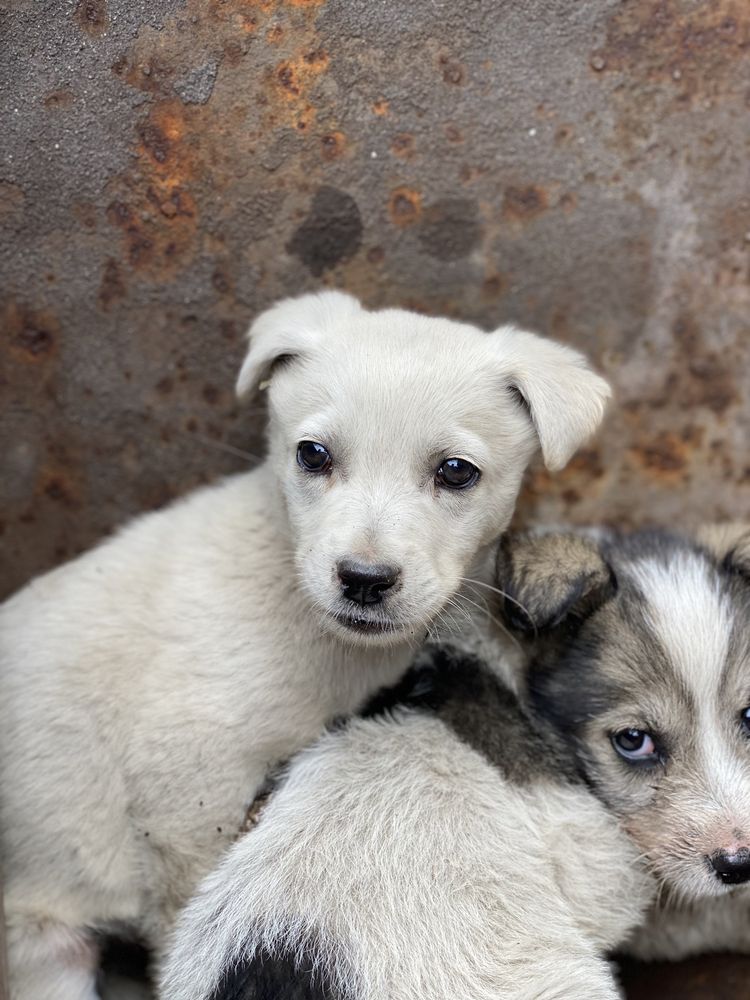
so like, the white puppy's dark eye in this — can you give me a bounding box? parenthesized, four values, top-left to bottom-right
(297, 441, 332, 474)
(612, 728, 658, 763)
(435, 458, 480, 490)
(741, 707, 750, 734)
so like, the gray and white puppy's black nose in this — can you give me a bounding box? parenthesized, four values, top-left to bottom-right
(337, 559, 400, 607)
(710, 849, 750, 885)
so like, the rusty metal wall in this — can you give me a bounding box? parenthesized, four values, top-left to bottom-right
(1, 0, 749, 600)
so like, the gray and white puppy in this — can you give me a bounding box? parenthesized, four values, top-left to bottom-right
(162, 524, 750, 1000)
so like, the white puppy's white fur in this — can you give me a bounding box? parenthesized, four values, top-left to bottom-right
(162, 711, 650, 1000)
(0, 291, 609, 1000)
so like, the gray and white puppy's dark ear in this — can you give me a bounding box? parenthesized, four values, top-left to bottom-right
(489, 326, 611, 471)
(695, 523, 750, 580)
(495, 531, 616, 634)
(236, 290, 362, 398)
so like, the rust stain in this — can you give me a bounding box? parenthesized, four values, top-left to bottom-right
(38, 471, 82, 509)
(388, 186, 422, 227)
(559, 192, 577, 213)
(98, 258, 126, 310)
(320, 130, 346, 160)
(594, 0, 750, 101)
(107, 99, 198, 275)
(75, 0, 108, 37)
(0, 181, 25, 220)
(438, 53, 465, 85)
(502, 185, 549, 223)
(3, 302, 59, 363)
(371, 99, 389, 116)
(44, 89, 75, 110)
(273, 48, 329, 130)
(629, 428, 704, 480)
(481, 272, 505, 299)
(390, 133, 415, 159)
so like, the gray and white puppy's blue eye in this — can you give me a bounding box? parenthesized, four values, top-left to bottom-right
(740, 707, 750, 735)
(297, 441, 332, 473)
(612, 728, 659, 763)
(435, 457, 481, 490)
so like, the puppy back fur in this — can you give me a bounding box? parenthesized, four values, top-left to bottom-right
(161, 647, 650, 1000)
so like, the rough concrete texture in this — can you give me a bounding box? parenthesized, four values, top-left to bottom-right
(1, 0, 749, 600)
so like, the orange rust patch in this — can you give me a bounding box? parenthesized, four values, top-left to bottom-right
(75, 0, 108, 37)
(594, 0, 750, 101)
(98, 258, 126, 310)
(502, 185, 549, 222)
(559, 192, 577, 213)
(631, 434, 688, 477)
(372, 98, 389, 116)
(388, 187, 422, 227)
(481, 273, 505, 299)
(3, 302, 60, 363)
(438, 53, 465, 85)
(38, 471, 82, 509)
(390, 133, 415, 159)
(320, 130, 346, 160)
(272, 49, 329, 129)
(44, 89, 75, 110)
(106, 99, 199, 276)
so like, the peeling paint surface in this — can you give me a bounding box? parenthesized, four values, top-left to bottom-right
(0, 0, 749, 610)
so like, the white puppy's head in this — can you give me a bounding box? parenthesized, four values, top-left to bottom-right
(238, 291, 609, 646)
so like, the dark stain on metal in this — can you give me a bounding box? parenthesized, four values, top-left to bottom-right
(594, 0, 749, 99)
(388, 186, 422, 227)
(417, 199, 480, 260)
(320, 130, 346, 160)
(98, 258, 126, 310)
(44, 89, 75, 110)
(287, 186, 363, 276)
(4, 302, 59, 362)
(439, 54, 465, 85)
(503, 185, 549, 222)
(391, 133, 415, 159)
(75, 0, 108, 38)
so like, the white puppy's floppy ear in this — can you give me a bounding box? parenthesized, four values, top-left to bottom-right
(491, 326, 611, 471)
(236, 290, 362, 398)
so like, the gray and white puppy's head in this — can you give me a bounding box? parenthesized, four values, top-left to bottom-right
(237, 290, 609, 647)
(496, 524, 750, 902)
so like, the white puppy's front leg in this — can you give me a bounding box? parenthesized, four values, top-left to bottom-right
(7, 915, 101, 1000)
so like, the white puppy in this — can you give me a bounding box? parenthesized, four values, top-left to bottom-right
(0, 291, 609, 1000)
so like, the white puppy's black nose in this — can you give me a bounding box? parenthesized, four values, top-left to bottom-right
(710, 849, 750, 885)
(337, 560, 400, 607)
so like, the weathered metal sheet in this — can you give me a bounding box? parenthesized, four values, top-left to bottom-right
(1, 0, 749, 601)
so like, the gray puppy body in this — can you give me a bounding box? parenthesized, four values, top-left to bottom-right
(162, 525, 750, 999)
